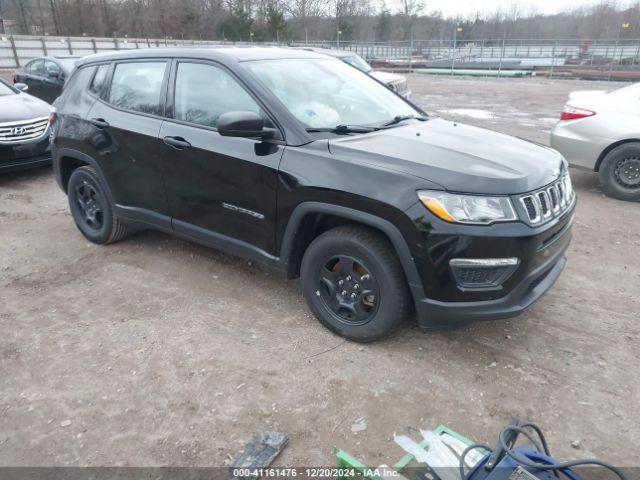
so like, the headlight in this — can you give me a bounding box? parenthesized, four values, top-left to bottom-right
(418, 190, 517, 225)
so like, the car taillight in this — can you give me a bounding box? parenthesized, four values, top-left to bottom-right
(560, 105, 595, 121)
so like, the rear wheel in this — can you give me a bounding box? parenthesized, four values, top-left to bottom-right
(68, 166, 129, 244)
(599, 142, 640, 201)
(300, 225, 411, 343)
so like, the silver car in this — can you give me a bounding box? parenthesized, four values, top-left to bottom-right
(551, 83, 640, 201)
(298, 47, 412, 98)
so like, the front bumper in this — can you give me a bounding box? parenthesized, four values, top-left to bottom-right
(404, 200, 575, 329)
(0, 135, 52, 172)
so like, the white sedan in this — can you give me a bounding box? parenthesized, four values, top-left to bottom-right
(551, 83, 640, 201)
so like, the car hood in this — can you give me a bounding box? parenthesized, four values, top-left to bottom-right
(370, 70, 406, 84)
(0, 92, 52, 123)
(328, 117, 564, 195)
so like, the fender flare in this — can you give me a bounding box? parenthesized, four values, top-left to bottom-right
(55, 148, 113, 201)
(279, 201, 424, 292)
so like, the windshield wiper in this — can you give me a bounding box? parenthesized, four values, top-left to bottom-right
(382, 114, 428, 127)
(306, 124, 380, 134)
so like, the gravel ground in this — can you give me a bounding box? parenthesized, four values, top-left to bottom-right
(1, 72, 639, 468)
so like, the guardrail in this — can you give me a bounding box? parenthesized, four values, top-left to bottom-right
(0, 35, 273, 69)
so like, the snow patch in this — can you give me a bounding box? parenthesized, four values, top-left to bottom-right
(439, 108, 495, 120)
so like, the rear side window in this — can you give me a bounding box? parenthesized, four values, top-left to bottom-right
(89, 64, 109, 95)
(58, 66, 95, 103)
(173, 62, 259, 128)
(108, 62, 166, 116)
(45, 60, 61, 77)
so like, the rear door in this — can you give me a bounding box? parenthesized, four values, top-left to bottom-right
(160, 60, 284, 257)
(86, 60, 170, 219)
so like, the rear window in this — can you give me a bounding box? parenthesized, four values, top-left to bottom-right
(107, 62, 166, 116)
(57, 66, 95, 103)
(89, 64, 109, 96)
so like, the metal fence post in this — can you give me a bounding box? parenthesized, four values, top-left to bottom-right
(40, 36, 47, 55)
(498, 33, 506, 77)
(549, 38, 557, 79)
(450, 24, 457, 76)
(608, 35, 618, 81)
(9, 35, 19, 67)
(66, 37, 73, 54)
(91, 38, 97, 53)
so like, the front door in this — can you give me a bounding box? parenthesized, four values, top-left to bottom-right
(24, 59, 46, 100)
(160, 60, 284, 258)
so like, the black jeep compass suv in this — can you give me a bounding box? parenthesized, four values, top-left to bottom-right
(51, 48, 575, 342)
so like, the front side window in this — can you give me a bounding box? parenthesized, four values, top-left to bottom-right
(246, 58, 417, 129)
(108, 61, 166, 115)
(173, 62, 260, 128)
(89, 64, 109, 95)
(28, 59, 45, 75)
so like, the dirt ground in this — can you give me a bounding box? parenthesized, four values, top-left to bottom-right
(1, 72, 639, 468)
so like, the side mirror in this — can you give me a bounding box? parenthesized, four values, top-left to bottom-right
(14, 82, 28, 92)
(217, 111, 274, 139)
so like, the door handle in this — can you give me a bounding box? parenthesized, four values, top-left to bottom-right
(163, 136, 191, 150)
(89, 118, 109, 129)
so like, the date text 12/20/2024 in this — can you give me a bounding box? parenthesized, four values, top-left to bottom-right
(231, 468, 400, 478)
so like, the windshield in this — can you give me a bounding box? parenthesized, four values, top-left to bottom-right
(246, 58, 419, 129)
(0, 80, 16, 96)
(342, 55, 372, 73)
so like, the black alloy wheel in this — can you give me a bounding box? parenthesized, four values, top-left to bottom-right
(67, 166, 129, 244)
(74, 181, 104, 232)
(300, 225, 411, 343)
(316, 254, 380, 326)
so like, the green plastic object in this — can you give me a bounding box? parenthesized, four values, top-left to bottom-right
(416, 68, 532, 77)
(334, 424, 483, 480)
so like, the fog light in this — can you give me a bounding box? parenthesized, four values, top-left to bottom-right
(449, 258, 520, 290)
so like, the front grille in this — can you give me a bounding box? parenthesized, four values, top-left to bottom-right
(0, 117, 50, 144)
(519, 175, 574, 226)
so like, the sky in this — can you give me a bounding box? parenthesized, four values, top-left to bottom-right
(421, 0, 632, 18)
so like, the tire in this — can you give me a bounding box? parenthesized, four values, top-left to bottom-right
(598, 142, 640, 201)
(300, 224, 411, 343)
(67, 166, 129, 244)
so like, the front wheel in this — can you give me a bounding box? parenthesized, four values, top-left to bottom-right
(300, 225, 411, 343)
(599, 142, 640, 201)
